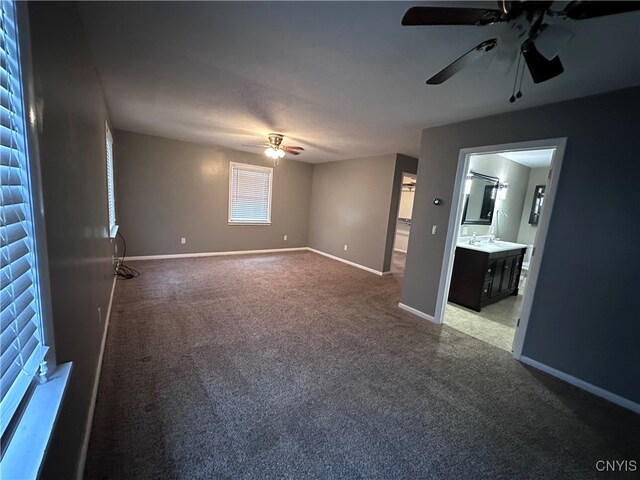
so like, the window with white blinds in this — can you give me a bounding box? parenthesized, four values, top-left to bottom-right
(105, 122, 116, 237)
(0, 0, 48, 436)
(228, 162, 273, 224)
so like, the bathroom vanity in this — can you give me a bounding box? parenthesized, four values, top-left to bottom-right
(448, 241, 527, 312)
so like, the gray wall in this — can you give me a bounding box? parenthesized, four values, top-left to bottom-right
(114, 130, 313, 256)
(517, 167, 549, 246)
(27, 2, 115, 478)
(461, 154, 531, 242)
(308, 154, 398, 272)
(402, 87, 640, 403)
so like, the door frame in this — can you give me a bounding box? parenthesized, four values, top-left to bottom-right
(432, 137, 567, 359)
(393, 172, 417, 254)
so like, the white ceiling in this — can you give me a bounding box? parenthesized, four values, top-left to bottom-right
(78, 1, 640, 163)
(499, 148, 555, 168)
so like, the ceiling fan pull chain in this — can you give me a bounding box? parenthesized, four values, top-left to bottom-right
(516, 51, 525, 99)
(509, 52, 522, 103)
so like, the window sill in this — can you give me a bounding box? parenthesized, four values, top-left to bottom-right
(109, 224, 119, 239)
(228, 222, 272, 226)
(1, 362, 72, 480)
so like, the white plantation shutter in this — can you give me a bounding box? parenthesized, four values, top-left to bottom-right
(228, 162, 273, 224)
(0, 0, 47, 436)
(105, 122, 116, 237)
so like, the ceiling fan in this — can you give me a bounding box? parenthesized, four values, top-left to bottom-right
(402, 1, 640, 100)
(244, 133, 305, 165)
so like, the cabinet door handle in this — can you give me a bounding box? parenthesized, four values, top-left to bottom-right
(504, 265, 509, 269)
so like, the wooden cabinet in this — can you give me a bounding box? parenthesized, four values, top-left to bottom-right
(448, 246, 525, 312)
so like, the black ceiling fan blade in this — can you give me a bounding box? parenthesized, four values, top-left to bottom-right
(563, 1, 640, 20)
(521, 40, 564, 84)
(427, 39, 497, 85)
(401, 6, 505, 26)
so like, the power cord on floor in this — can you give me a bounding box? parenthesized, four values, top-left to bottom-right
(114, 231, 140, 279)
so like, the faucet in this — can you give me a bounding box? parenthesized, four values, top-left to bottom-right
(469, 233, 478, 245)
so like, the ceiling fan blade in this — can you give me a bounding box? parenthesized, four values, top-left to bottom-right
(427, 39, 497, 85)
(284, 146, 304, 151)
(401, 6, 505, 26)
(521, 40, 564, 84)
(241, 143, 271, 148)
(283, 146, 304, 155)
(563, 1, 640, 20)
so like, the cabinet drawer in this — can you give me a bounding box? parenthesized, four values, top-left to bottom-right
(485, 262, 496, 281)
(481, 281, 492, 300)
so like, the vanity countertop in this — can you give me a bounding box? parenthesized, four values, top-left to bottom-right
(457, 240, 528, 254)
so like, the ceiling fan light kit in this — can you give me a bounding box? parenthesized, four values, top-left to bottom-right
(243, 133, 305, 166)
(402, 1, 640, 101)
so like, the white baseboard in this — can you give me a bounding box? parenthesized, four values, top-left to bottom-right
(306, 248, 386, 276)
(75, 275, 117, 480)
(398, 302, 438, 323)
(126, 246, 390, 278)
(126, 247, 308, 261)
(519, 355, 640, 414)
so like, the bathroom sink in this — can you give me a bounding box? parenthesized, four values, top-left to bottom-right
(457, 240, 527, 253)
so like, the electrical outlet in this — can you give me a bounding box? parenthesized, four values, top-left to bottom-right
(181, 237, 186, 244)
(463, 226, 468, 235)
(283, 235, 287, 241)
(97, 306, 102, 324)
(432, 225, 437, 235)
(344, 244, 348, 251)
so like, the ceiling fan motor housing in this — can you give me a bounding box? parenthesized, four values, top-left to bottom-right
(268, 133, 284, 147)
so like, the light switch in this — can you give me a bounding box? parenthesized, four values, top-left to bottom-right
(432, 225, 437, 235)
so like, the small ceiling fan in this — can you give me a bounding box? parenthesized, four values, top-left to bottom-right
(244, 133, 304, 165)
(402, 1, 640, 100)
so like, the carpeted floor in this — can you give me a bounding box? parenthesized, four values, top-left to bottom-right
(85, 251, 639, 479)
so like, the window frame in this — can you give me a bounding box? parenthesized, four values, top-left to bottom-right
(0, 2, 69, 477)
(228, 162, 273, 226)
(105, 122, 117, 238)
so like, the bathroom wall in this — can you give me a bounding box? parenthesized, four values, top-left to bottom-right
(459, 154, 531, 242)
(516, 167, 550, 246)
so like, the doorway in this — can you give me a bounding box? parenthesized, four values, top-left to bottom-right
(391, 173, 416, 279)
(434, 139, 566, 356)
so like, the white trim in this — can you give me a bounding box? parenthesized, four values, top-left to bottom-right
(398, 303, 437, 323)
(519, 356, 640, 414)
(433, 138, 567, 354)
(125, 247, 392, 277)
(306, 248, 386, 276)
(75, 276, 117, 480)
(1, 363, 72, 480)
(126, 247, 308, 261)
(393, 248, 407, 254)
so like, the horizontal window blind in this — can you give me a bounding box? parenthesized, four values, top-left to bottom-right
(228, 162, 272, 224)
(0, 0, 47, 436)
(105, 123, 116, 236)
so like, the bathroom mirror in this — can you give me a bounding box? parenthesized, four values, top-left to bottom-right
(528, 184, 545, 225)
(461, 171, 499, 225)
